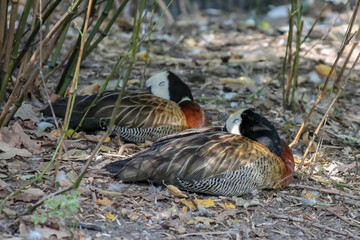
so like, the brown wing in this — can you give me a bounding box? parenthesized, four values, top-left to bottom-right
(114, 132, 288, 196)
(155, 126, 224, 142)
(88, 91, 187, 128)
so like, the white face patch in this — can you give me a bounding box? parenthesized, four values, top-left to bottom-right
(145, 71, 170, 100)
(225, 109, 245, 135)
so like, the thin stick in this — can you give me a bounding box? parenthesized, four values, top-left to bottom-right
(289, 184, 360, 200)
(74, 0, 173, 131)
(155, 0, 174, 25)
(326, 207, 360, 229)
(178, 231, 233, 238)
(300, 39, 360, 168)
(283, 5, 294, 107)
(0, 1, 84, 213)
(83, 0, 115, 57)
(270, 214, 356, 238)
(0, 0, 8, 70)
(19, 0, 175, 215)
(0, 0, 18, 102)
(290, 0, 303, 110)
(13, 0, 62, 70)
(289, 0, 360, 148)
(45, 37, 76, 84)
(47, 23, 70, 74)
(53, 0, 94, 185)
(333, 31, 359, 89)
(300, 3, 328, 45)
(0, 8, 75, 126)
(44, 0, 53, 34)
(3, 24, 67, 126)
(2, 0, 18, 73)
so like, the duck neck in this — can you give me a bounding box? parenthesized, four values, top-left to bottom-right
(179, 100, 208, 128)
(280, 139, 295, 187)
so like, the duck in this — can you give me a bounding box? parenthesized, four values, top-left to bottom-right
(104, 108, 294, 197)
(41, 71, 208, 142)
(114, 108, 244, 144)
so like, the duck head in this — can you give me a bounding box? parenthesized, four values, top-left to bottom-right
(223, 109, 244, 135)
(240, 108, 283, 156)
(146, 71, 194, 103)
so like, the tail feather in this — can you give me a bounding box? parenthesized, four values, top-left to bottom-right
(41, 99, 69, 118)
(103, 159, 132, 174)
(41, 96, 103, 131)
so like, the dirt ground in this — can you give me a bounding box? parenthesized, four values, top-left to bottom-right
(1, 4, 360, 240)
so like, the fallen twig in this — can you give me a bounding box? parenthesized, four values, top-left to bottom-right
(271, 214, 357, 238)
(326, 207, 360, 229)
(178, 231, 236, 238)
(289, 184, 360, 200)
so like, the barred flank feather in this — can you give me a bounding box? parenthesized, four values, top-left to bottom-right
(113, 125, 186, 143)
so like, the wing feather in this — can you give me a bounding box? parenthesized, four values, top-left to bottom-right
(114, 132, 287, 195)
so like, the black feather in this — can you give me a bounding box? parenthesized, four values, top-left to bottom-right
(240, 108, 283, 156)
(167, 71, 193, 102)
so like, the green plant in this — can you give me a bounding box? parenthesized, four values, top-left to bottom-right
(32, 191, 81, 225)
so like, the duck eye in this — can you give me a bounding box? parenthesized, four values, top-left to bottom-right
(159, 81, 165, 86)
(233, 119, 240, 124)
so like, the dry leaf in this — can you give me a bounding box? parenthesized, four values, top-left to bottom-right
(218, 202, 236, 209)
(294, 157, 310, 166)
(181, 198, 215, 210)
(233, 197, 263, 208)
(66, 129, 77, 138)
(17, 120, 37, 130)
(0, 126, 21, 147)
(179, 206, 188, 222)
(74, 132, 111, 143)
(176, 226, 187, 234)
(302, 131, 317, 152)
(0, 141, 32, 159)
(57, 180, 71, 187)
(14, 103, 40, 122)
(22, 188, 45, 197)
(197, 198, 215, 207)
(66, 170, 79, 183)
(185, 38, 196, 47)
(12, 122, 43, 154)
(63, 140, 88, 150)
(305, 192, 316, 198)
(167, 185, 188, 198)
(34, 225, 72, 239)
(106, 212, 115, 220)
(193, 216, 216, 224)
(100, 145, 115, 152)
(62, 149, 90, 161)
(50, 129, 61, 138)
(3, 208, 17, 217)
(138, 52, 151, 61)
(218, 76, 255, 86)
(129, 213, 139, 220)
(315, 64, 334, 77)
(97, 198, 114, 206)
(0, 179, 8, 189)
(79, 83, 101, 96)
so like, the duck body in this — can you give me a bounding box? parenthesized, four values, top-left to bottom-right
(105, 108, 294, 197)
(41, 71, 208, 142)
